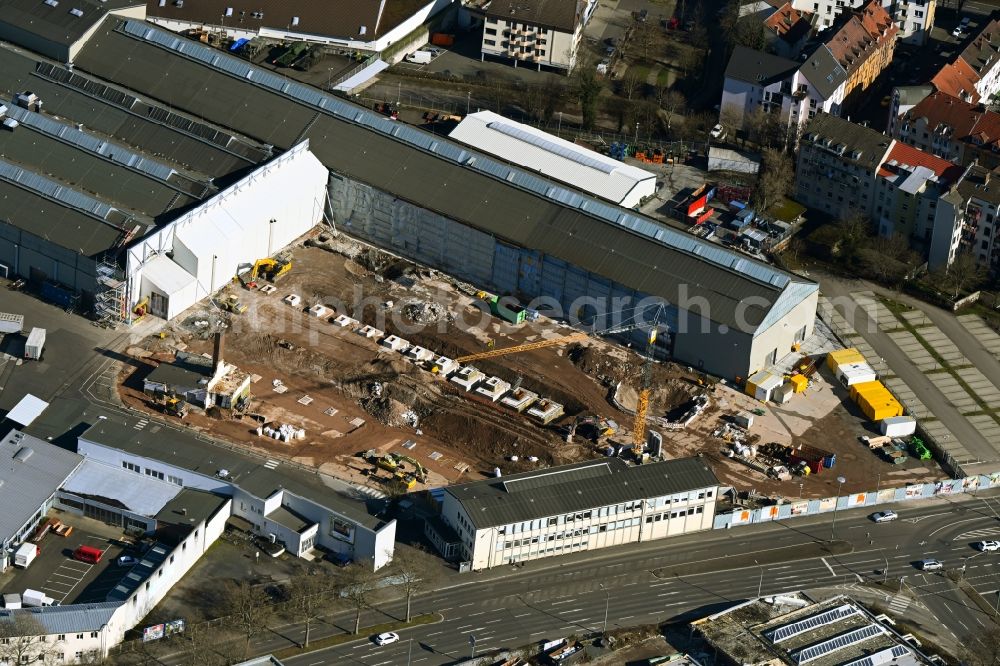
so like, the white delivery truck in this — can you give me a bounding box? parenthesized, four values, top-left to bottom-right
(405, 50, 433, 64)
(22, 589, 55, 607)
(24, 327, 45, 360)
(14, 543, 38, 568)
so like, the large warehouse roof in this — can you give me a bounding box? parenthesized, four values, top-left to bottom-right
(0, 0, 141, 51)
(447, 457, 720, 529)
(0, 430, 83, 543)
(448, 110, 657, 207)
(0, 43, 271, 259)
(70, 18, 815, 333)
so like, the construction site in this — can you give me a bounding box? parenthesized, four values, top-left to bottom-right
(116, 229, 947, 499)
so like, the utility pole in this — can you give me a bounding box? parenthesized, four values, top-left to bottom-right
(754, 559, 764, 598)
(466, 91, 471, 115)
(599, 583, 610, 634)
(830, 476, 846, 540)
(469, 634, 476, 658)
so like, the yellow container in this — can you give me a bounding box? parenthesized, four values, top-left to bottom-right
(790, 374, 808, 393)
(849, 380, 882, 401)
(827, 348, 865, 371)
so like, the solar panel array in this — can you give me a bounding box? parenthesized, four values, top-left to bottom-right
(5, 105, 177, 182)
(487, 120, 618, 174)
(840, 644, 910, 666)
(0, 157, 115, 219)
(769, 605, 860, 643)
(794, 624, 885, 664)
(119, 20, 792, 291)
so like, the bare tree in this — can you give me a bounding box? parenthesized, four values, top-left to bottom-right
(621, 72, 642, 100)
(220, 580, 274, 658)
(835, 211, 873, 259)
(752, 147, 794, 214)
(936, 251, 987, 299)
(342, 564, 379, 635)
(287, 571, 337, 648)
(660, 90, 687, 133)
(0, 615, 64, 665)
(388, 547, 441, 623)
(632, 20, 660, 61)
(518, 84, 546, 122)
(173, 621, 230, 666)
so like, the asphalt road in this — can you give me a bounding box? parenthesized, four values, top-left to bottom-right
(152, 492, 1000, 666)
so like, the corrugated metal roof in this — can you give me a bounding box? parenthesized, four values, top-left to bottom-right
(62, 458, 183, 517)
(0, 0, 138, 49)
(0, 430, 83, 544)
(446, 457, 719, 529)
(74, 19, 814, 332)
(0, 602, 121, 636)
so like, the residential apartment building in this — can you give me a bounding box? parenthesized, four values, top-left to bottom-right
(764, 3, 814, 58)
(928, 20, 1000, 104)
(887, 85, 933, 136)
(438, 457, 719, 570)
(473, 0, 595, 71)
(873, 142, 964, 255)
(932, 164, 1000, 269)
(792, 0, 933, 44)
(722, 2, 894, 141)
(893, 90, 1000, 167)
(795, 113, 893, 219)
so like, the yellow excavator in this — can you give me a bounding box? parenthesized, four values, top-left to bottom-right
(250, 254, 292, 282)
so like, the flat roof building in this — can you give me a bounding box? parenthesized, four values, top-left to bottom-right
(438, 457, 720, 570)
(693, 593, 932, 666)
(0, 0, 145, 63)
(449, 111, 657, 208)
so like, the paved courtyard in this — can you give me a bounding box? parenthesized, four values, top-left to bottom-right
(819, 278, 1000, 474)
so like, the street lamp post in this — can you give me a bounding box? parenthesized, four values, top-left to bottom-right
(599, 583, 610, 634)
(881, 550, 889, 584)
(634, 122, 640, 147)
(469, 634, 477, 658)
(466, 91, 471, 115)
(407, 638, 413, 666)
(558, 111, 563, 135)
(830, 476, 846, 541)
(754, 559, 764, 598)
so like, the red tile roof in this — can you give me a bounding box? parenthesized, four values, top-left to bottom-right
(931, 59, 982, 103)
(824, 0, 896, 72)
(878, 142, 965, 183)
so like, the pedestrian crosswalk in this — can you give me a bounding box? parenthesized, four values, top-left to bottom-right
(353, 485, 387, 499)
(888, 595, 910, 614)
(960, 527, 1000, 539)
(133, 418, 148, 431)
(263, 459, 279, 470)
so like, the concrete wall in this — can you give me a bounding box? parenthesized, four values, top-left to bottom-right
(673, 321, 754, 381)
(929, 195, 962, 269)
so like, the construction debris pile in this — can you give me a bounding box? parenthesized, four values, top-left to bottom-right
(659, 394, 709, 430)
(402, 300, 452, 325)
(257, 423, 306, 443)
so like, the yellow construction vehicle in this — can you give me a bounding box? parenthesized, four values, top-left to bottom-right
(250, 254, 293, 282)
(393, 454, 428, 483)
(393, 470, 417, 490)
(157, 394, 188, 419)
(630, 305, 665, 454)
(362, 449, 398, 473)
(220, 294, 247, 314)
(448, 331, 591, 365)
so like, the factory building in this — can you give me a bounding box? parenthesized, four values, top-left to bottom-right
(437, 457, 720, 570)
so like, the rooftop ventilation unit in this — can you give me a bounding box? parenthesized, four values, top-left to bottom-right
(44, 0, 58, 6)
(69, 7, 83, 16)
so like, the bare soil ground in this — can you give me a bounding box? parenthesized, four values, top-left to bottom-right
(118, 229, 947, 498)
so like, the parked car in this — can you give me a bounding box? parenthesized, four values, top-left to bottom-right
(117, 555, 137, 567)
(952, 26, 966, 38)
(961, 16, 971, 27)
(374, 632, 400, 646)
(918, 558, 943, 571)
(976, 540, 1000, 552)
(710, 124, 726, 140)
(871, 510, 898, 523)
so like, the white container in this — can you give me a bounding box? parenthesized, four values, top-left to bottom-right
(14, 543, 37, 568)
(837, 361, 877, 386)
(24, 327, 45, 360)
(22, 589, 52, 607)
(732, 412, 754, 429)
(880, 416, 916, 437)
(3, 593, 21, 609)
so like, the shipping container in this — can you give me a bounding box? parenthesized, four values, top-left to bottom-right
(746, 371, 781, 401)
(850, 380, 884, 402)
(881, 416, 917, 437)
(430, 33, 455, 46)
(24, 327, 45, 360)
(836, 361, 877, 386)
(827, 348, 866, 371)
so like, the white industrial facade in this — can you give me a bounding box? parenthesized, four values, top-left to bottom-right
(125, 141, 327, 321)
(440, 458, 719, 571)
(449, 111, 656, 208)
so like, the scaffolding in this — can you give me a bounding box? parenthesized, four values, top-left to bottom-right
(94, 256, 128, 328)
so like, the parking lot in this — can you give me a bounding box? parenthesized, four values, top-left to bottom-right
(1, 513, 134, 605)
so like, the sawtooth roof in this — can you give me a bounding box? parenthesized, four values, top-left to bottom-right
(144, 0, 433, 41)
(72, 18, 817, 335)
(0, 430, 83, 543)
(447, 457, 720, 529)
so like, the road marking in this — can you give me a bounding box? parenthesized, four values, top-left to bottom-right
(459, 602, 473, 607)
(514, 613, 531, 618)
(821, 558, 837, 577)
(929, 517, 982, 537)
(550, 598, 577, 605)
(455, 624, 473, 630)
(438, 607, 452, 612)
(426, 631, 443, 636)
(531, 631, 545, 636)
(770, 565, 792, 570)
(621, 615, 634, 620)
(564, 608, 584, 613)
(468, 611, 485, 617)
(487, 618, 504, 624)
(658, 591, 679, 597)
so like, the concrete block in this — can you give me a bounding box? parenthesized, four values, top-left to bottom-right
(309, 304, 331, 318)
(500, 388, 539, 412)
(451, 366, 486, 391)
(382, 335, 411, 353)
(333, 314, 359, 328)
(283, 294, 301, 307)
(357, 325, 384, 340)
(527, 399, 564, 424)
(475, 376, 512, 402)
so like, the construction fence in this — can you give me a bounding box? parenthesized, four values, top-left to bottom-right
(713, 474, 998, 529)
